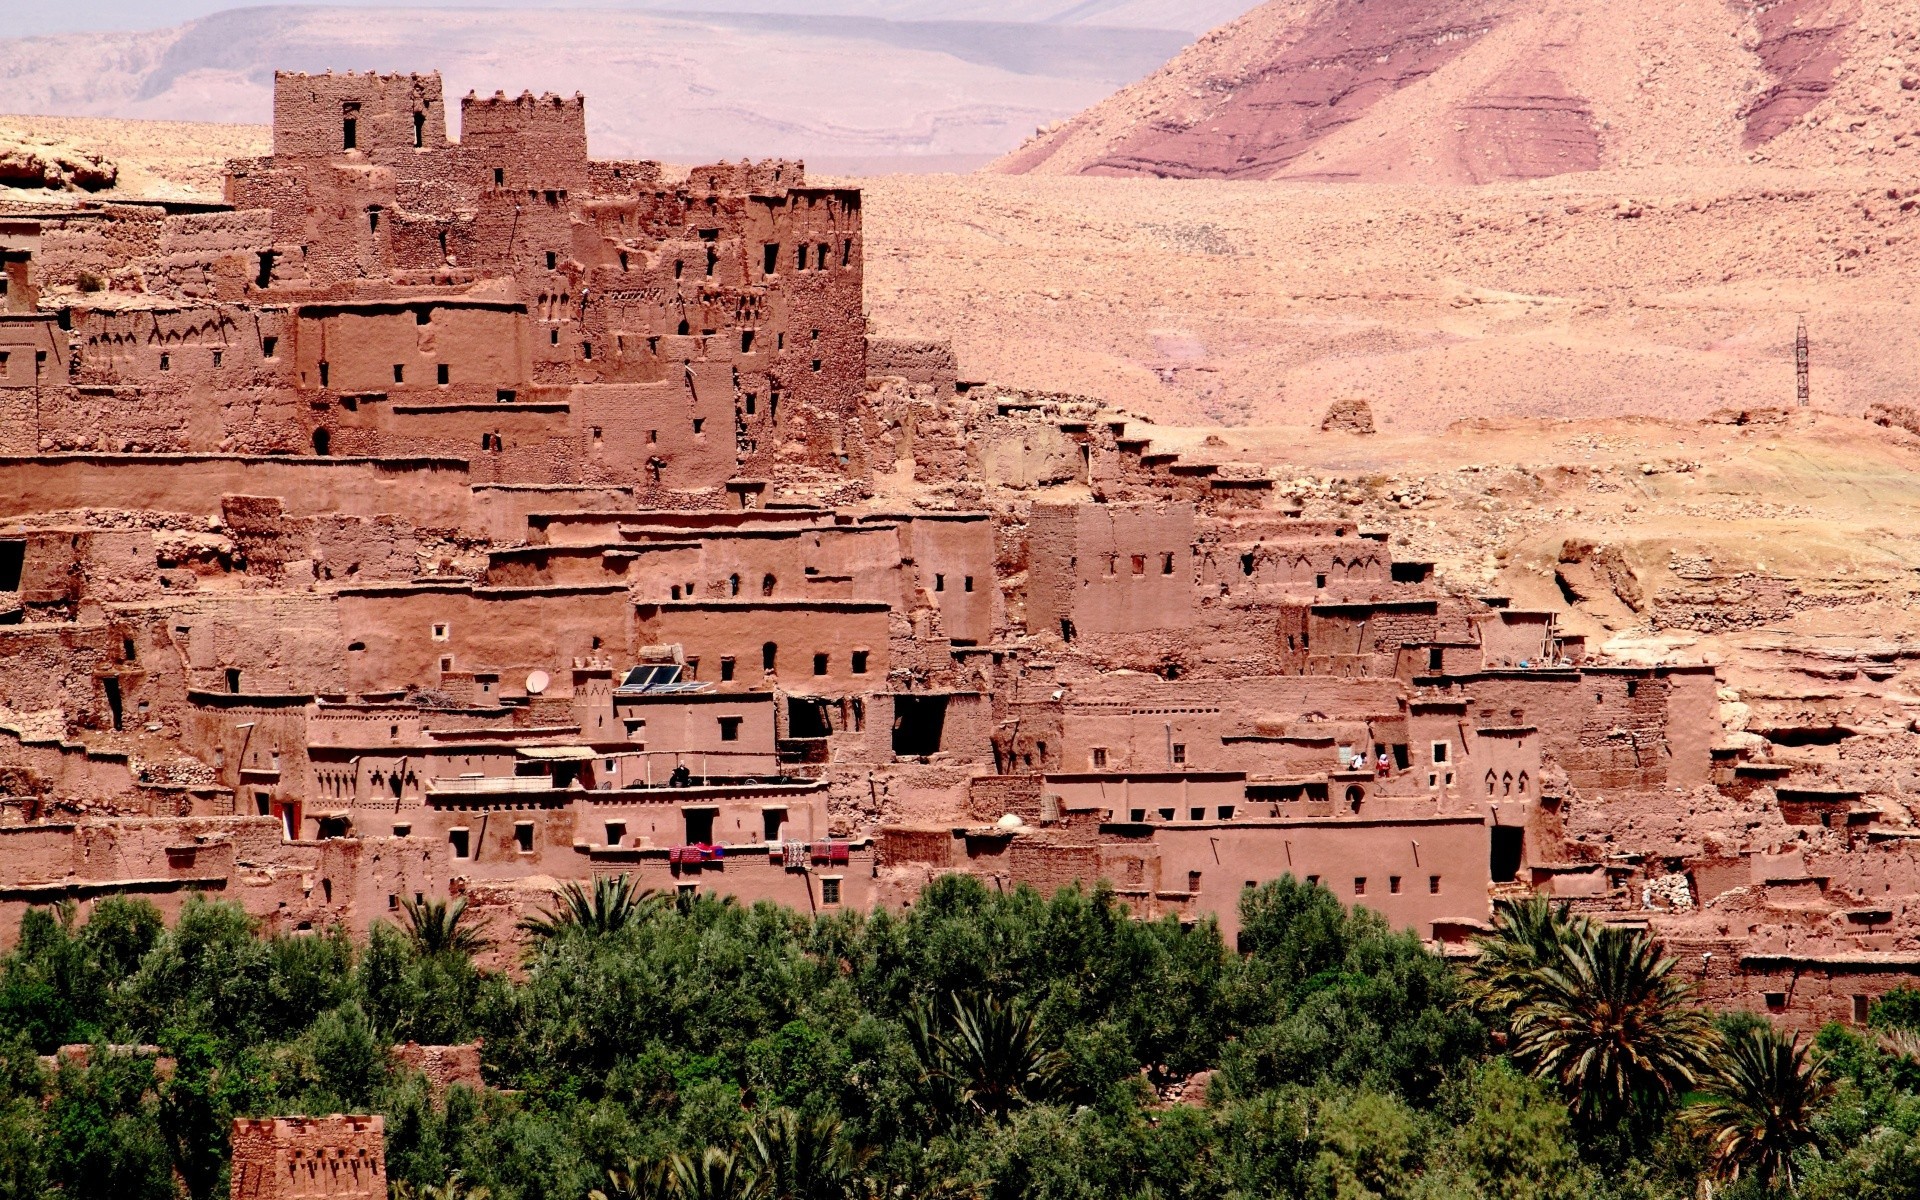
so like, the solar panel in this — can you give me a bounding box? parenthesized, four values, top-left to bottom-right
(618, 663, 683, 691)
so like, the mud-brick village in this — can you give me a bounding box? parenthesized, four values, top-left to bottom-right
(7, 0, 1920, 1195)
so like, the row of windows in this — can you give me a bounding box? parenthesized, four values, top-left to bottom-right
(315, 361, 450, 388)
(1091, 744, 1187, 769)
(763, 241, 852, 274)
(1303, 875, 1442, 896)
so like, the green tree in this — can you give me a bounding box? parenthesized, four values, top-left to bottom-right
(911, 992, 1066, 1123)
(1465, 897, 1585, 1025)
(519, 875, 660, 942)
(1687, 1024, 1834, 1193)
(671, 1147, 759, 1200)
(747, 1108, 868, 1200)
(590, 1156, 674, 1200)
(1506, 922, 1715, 1133)
(400, 896, 491, 958)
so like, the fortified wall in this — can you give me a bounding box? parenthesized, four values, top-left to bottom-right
(1, 71, 1915, 1026)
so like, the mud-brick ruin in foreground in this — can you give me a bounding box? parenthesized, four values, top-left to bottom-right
(0, 70, 1914, 1029)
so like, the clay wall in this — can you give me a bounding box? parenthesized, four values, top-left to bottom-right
(632, 600, 890, 696)
(1134, 815, 1491, 941)
(337, 584, 632, 695)
(230, 1113, 385, 1200)
(458, 92, 589, 190)
(580, 843, 874, 916)
(1027, 502, 1195, 638)
(0, 456, 474, 526)
(273, 71, 448, 160)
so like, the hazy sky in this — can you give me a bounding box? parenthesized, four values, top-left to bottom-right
(8, 0, 1236, 37)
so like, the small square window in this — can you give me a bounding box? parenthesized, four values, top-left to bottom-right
(432, 623, 449, 641)
(1315, 573, 1327, 588)
(1431, 741, 1449, 764)
(820, 876, 842, 905)
(1353, 877, 1367, 895)
(605, 821, 626, 847)
(1158, 807, 1175, 821)
(545, 251, 557, 269)
(1188, 808, 1204, 821)
(514, 822, 534, 853)
(1764, 992, 1787, 1011)
(1306, 875, 1320, 886)
(813, 653, 829, 676)
(850, 650, 869, 675)
(692, 418, 704, 434)
(392, 823, 411, 838)
(1429, 875, 1441, 894)
(1091, 747, 1107, 768)
(1217, 805, 1236, 820)
(1389, 876, 1402, 894)
(1171, 743, 1186, 765)
(1130, 809, 1146, 822)
(1187, 870, 1202, 893)
(718, 715, 743, 742)
(449, 829, 470, 859)
(1131, 555, 1146, 575)
(720, 656, 736, 682)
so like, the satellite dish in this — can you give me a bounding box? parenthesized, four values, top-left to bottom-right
(526, 670, 550, 695)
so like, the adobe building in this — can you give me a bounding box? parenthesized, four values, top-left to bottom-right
(1, 68, 1917, 1028)
(230, 1115, 384, 1200)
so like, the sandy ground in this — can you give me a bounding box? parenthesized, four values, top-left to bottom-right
(843, 166, 1920, 431)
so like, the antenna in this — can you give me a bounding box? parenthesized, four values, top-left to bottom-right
(1795, 316, 1809, 408)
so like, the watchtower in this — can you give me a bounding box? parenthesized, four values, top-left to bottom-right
(272, 71, 449, 159)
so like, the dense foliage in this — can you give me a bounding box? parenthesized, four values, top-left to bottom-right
(0, 879, 1918, 1199)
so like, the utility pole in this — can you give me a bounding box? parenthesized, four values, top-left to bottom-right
(1795, 316, 1810, 408)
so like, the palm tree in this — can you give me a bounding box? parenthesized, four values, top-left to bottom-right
(670, 1146, 760, 1200)
(1688, 1024, 1834, 1192)
(911, 991, 1067, 1122)
(518, 874, 660, 941)
(589, 1156, 675, 1200)
(1465, 895, 1586, 1023)
(747, 1108, 870, 1200)
(392, 1171, 491, 1200)
(398, 895, 490, 957)
(1507, 922, 1716, 1129)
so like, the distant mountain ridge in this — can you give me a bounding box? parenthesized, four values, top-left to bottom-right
(0, 5, 1199, 169)
(996, 0, 1920, 181)
(5, 0, 1256, 37)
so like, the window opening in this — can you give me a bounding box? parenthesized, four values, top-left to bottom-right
(851, 650, 869, 675)
(892, 695, 949, 757)
(449, 828, 470, 859)
(762, 642, 778, 673)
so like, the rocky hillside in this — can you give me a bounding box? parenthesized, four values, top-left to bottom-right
(995, 0, 1920, 181)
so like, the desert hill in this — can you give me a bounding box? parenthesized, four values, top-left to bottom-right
(996, 0, 1920, 181)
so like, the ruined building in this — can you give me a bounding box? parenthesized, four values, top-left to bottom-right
(2, 71, 1916, 1029)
